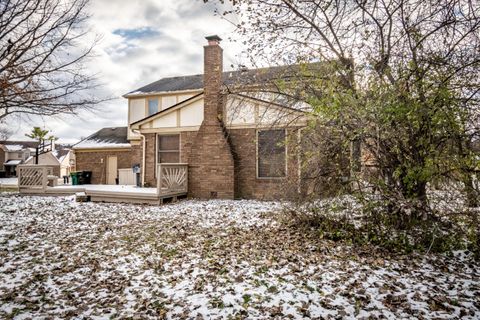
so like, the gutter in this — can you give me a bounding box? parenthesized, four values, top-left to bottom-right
(132, 129, 146, 186)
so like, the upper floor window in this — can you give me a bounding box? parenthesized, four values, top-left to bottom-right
(257, 129, 286, 178)
(148, 98, 158, 116)
(157, 134, 180, 163)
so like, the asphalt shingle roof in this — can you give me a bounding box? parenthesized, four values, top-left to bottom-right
(125, 64, 327, 96)
(0, 141, 39, 150)
(73, 127, 130, 150)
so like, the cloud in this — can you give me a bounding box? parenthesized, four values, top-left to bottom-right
(112, 27, 161, 40)
(8, 0, 245, 144)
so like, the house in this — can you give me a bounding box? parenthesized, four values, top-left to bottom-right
(0, 141, 38, 177)
(1, 140, 74, 178)
(24, 143, 74, 178)
(72, 127, 134, 185)
(74, 35, 309, 199)
(55, 148, 75, 178)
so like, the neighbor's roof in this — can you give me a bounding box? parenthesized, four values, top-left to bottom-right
(0, 141, 39, 151)
(52, 147, 70, 160)
(72, 127, 130, 150)
(4, 159, 22, 165)
(124, 63, 329, 97)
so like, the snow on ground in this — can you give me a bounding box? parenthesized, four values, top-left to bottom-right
(0, 178, 18, 188)
(0, 178, 18, 187)
(0, 194, 478, 319)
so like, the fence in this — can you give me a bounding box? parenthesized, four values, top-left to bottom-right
(17, 165, 55, 192)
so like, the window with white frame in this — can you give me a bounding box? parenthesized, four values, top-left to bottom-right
(148, 98, 159, 116)
(157, 135, 180, 163)
(257, 129, 286, 178)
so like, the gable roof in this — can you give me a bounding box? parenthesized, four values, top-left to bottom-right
(124, 63, 328, 97)
(72, 127, 130, 150)
(130, 92, 204, 128)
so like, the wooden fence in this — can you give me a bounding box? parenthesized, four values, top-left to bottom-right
(17, 165, 55, 193)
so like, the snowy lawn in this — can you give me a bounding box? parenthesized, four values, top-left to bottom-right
(0, 178, 18, 187)
(0, 194, 479, 319)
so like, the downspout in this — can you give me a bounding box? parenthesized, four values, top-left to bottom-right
(132, 129, 146, 186)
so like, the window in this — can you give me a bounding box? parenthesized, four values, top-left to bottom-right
(157, 135, 180, 163)
(257, 129, 286, 178)
(148, 98, 158, 116)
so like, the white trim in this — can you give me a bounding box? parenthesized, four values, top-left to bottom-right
(131, 94, 204, 129)
(138, 126, 200, 134)
(72, 145, 131, 151)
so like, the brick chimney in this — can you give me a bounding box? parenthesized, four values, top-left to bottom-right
(203, 35, 223, 123)
(188, 35, 235, 199)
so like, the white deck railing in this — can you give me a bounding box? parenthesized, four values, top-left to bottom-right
(17, 165, 55, 192)
(157, 163, 188, 196)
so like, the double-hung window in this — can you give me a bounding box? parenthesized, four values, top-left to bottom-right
(257, 129, 286, 178)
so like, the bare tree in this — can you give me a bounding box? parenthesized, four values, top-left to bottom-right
(0, 0, 102, 121)
(0, 125, 13, 141)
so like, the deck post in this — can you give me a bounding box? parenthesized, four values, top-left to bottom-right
(157, 164, 163, 197)
(42, 166, 48, 191)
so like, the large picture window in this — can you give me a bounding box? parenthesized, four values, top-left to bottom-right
(157, 135, 180, 163)
(257, 129, 286, 178)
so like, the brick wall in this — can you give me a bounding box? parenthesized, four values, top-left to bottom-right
(130, 142, 142, 167)
(188, 122, 234, 199)
(143, 131, 199, 187)
(143, 134, 156, 186)
(0, 149, 4, 172)
(180, 131, 197, 163)
(228, 127, 301, 200)
(74, 149, 131, 184)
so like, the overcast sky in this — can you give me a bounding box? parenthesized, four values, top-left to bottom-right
(9, 0, 243, 144)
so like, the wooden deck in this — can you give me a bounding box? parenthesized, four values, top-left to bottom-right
(17, 164, 188, 205)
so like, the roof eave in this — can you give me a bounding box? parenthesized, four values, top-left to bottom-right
(122, 88, 203, 99)
(72, 145, 131, 151)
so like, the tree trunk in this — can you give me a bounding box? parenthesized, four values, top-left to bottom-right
(464, 174, 478, 208)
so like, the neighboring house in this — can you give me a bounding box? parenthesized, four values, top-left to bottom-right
(0, 141, 38, 177)
(0, 140, 73, 178)
(74, 35, 309, 199)
(24, 151, 60, 177)
(23, 142, 73, 178)
(72, 127, 134, 185)
(56, 149, 75, 178)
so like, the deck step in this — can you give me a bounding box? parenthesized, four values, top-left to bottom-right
(75, 192, 89, 202)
